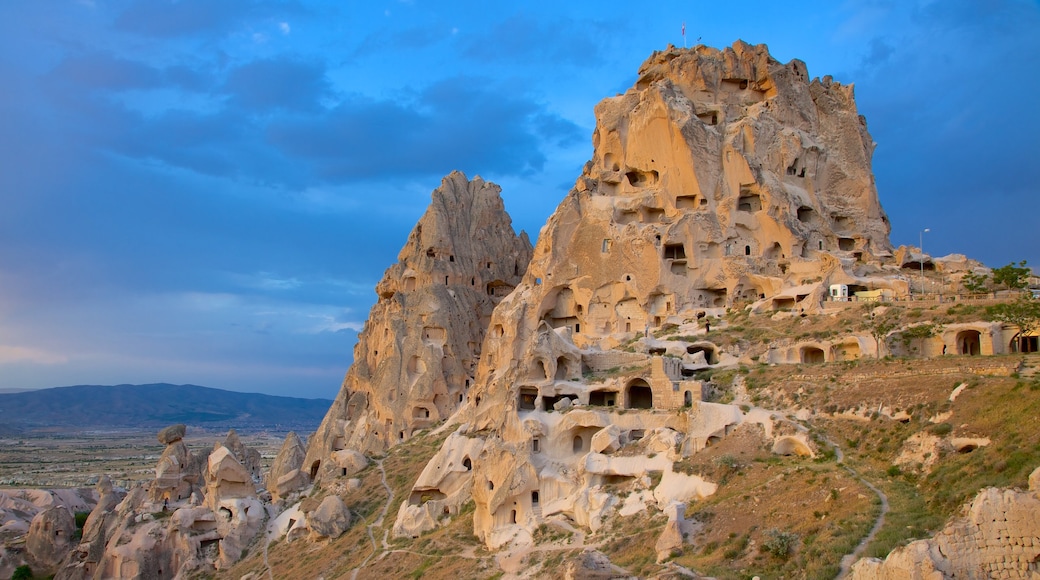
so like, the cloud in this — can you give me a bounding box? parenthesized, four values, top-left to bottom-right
(267, 76, 582, 182)
(47, 52, 162, 91)
(224, 56, 332, 112)
(279, 21, 291, 35)
(115, 0, 260, 38)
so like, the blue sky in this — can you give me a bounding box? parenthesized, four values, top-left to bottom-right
(1, 0, 1037, 399)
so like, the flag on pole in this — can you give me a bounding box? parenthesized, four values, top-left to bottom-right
(682, 22, 686, 36)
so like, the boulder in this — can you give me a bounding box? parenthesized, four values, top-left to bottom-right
(157, 424, 186, 445)
(563, 549, 617, 580)
(308, 495, 351, 540)
(590, 425, 622, 454)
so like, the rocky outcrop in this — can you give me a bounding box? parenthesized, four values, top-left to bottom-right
(222, 429, 263, 484)
(302, 171, 533, 484)
(55, 476, 124, 579)
(267, 431, 308, 502)
(308, 495, 351, 540)
(56, 428, 264, 578)
(394, 41, 898, 548)
(150, 424, 202, 503)
(26, 506, 76, 576)
(849, 466, 1040, 579)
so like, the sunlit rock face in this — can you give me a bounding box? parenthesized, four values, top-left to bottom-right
(395, 41, 895, 546)
(303, 170, 533, 485)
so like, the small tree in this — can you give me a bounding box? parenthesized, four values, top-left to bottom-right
(992, 260, 1030, 291)
(11, 565, 33, 580)
(865, 307, 900, 359)
(962, 271, 989, 295)
(986, 296, 1040, 351)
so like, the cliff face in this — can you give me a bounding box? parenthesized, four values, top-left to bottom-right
(393, 41, 899, 546)
(302, 171, 532, 486)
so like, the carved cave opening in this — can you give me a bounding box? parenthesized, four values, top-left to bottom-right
(625, 379, 653, 409)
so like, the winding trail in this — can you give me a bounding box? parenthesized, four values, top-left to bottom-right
(349, 458, 394, 580)
(822, 435, 890, 579)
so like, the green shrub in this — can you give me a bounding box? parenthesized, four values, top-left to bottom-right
(760, 528, 799, 560)
(929, 423, 953, 436)
(11, 565, 33, 580)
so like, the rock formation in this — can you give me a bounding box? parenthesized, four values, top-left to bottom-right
(55, 426, 265, 578)
(393, 41, 901, 547)
(849, 465, 1040, 579)
(56, 475, 124, 579)
(25, 506, 77, 576)
(149, 423, 202, 503)
(0, 487, 97, 579)
(222, 429, 263, 484)
(307, 495, 351, 541)
(302, 170, 533, 484)
(203, 445, 263, 568)
(267, 431, 309, 502)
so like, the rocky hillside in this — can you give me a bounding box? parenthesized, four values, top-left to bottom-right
(0, 384, 332, 432)
(19, 42, 1039, 580)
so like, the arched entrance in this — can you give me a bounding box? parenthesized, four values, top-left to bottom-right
(957, 330, 981, 356)
(625, 379, 653, 409)
(800, 346, 825, 364)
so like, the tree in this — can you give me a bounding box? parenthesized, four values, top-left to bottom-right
(962, 271, 989, 294)
(11, 565, 33, 580)
(991, 260, 1030, 291)
(865, 306, 900, 359)
(986, 296, 1040, 351)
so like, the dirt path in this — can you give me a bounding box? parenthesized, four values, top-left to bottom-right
(820, 436, 890, 579)
(349, 459, 394, 580)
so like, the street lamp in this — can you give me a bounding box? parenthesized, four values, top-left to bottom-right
(920, 228, 930, 297)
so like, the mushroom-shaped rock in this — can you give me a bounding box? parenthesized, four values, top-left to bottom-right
(26, 506, 77, 575)
(157, 424, 187, 445)
(308, 495, 351, 540)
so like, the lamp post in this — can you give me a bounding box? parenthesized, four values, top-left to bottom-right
(920, 228, 930, 297)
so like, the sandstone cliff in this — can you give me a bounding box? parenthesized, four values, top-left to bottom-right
(302, 171, 533, 486)
(391, 41, 896, 548)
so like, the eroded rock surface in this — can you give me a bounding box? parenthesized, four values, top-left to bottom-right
(396, 41, 898, 548)
(849, 465, 1040, 579)
(267, 431, 308, 502)
(303, 170, 533, 483)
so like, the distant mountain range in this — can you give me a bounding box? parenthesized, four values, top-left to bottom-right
(0, 383, 333, 434)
